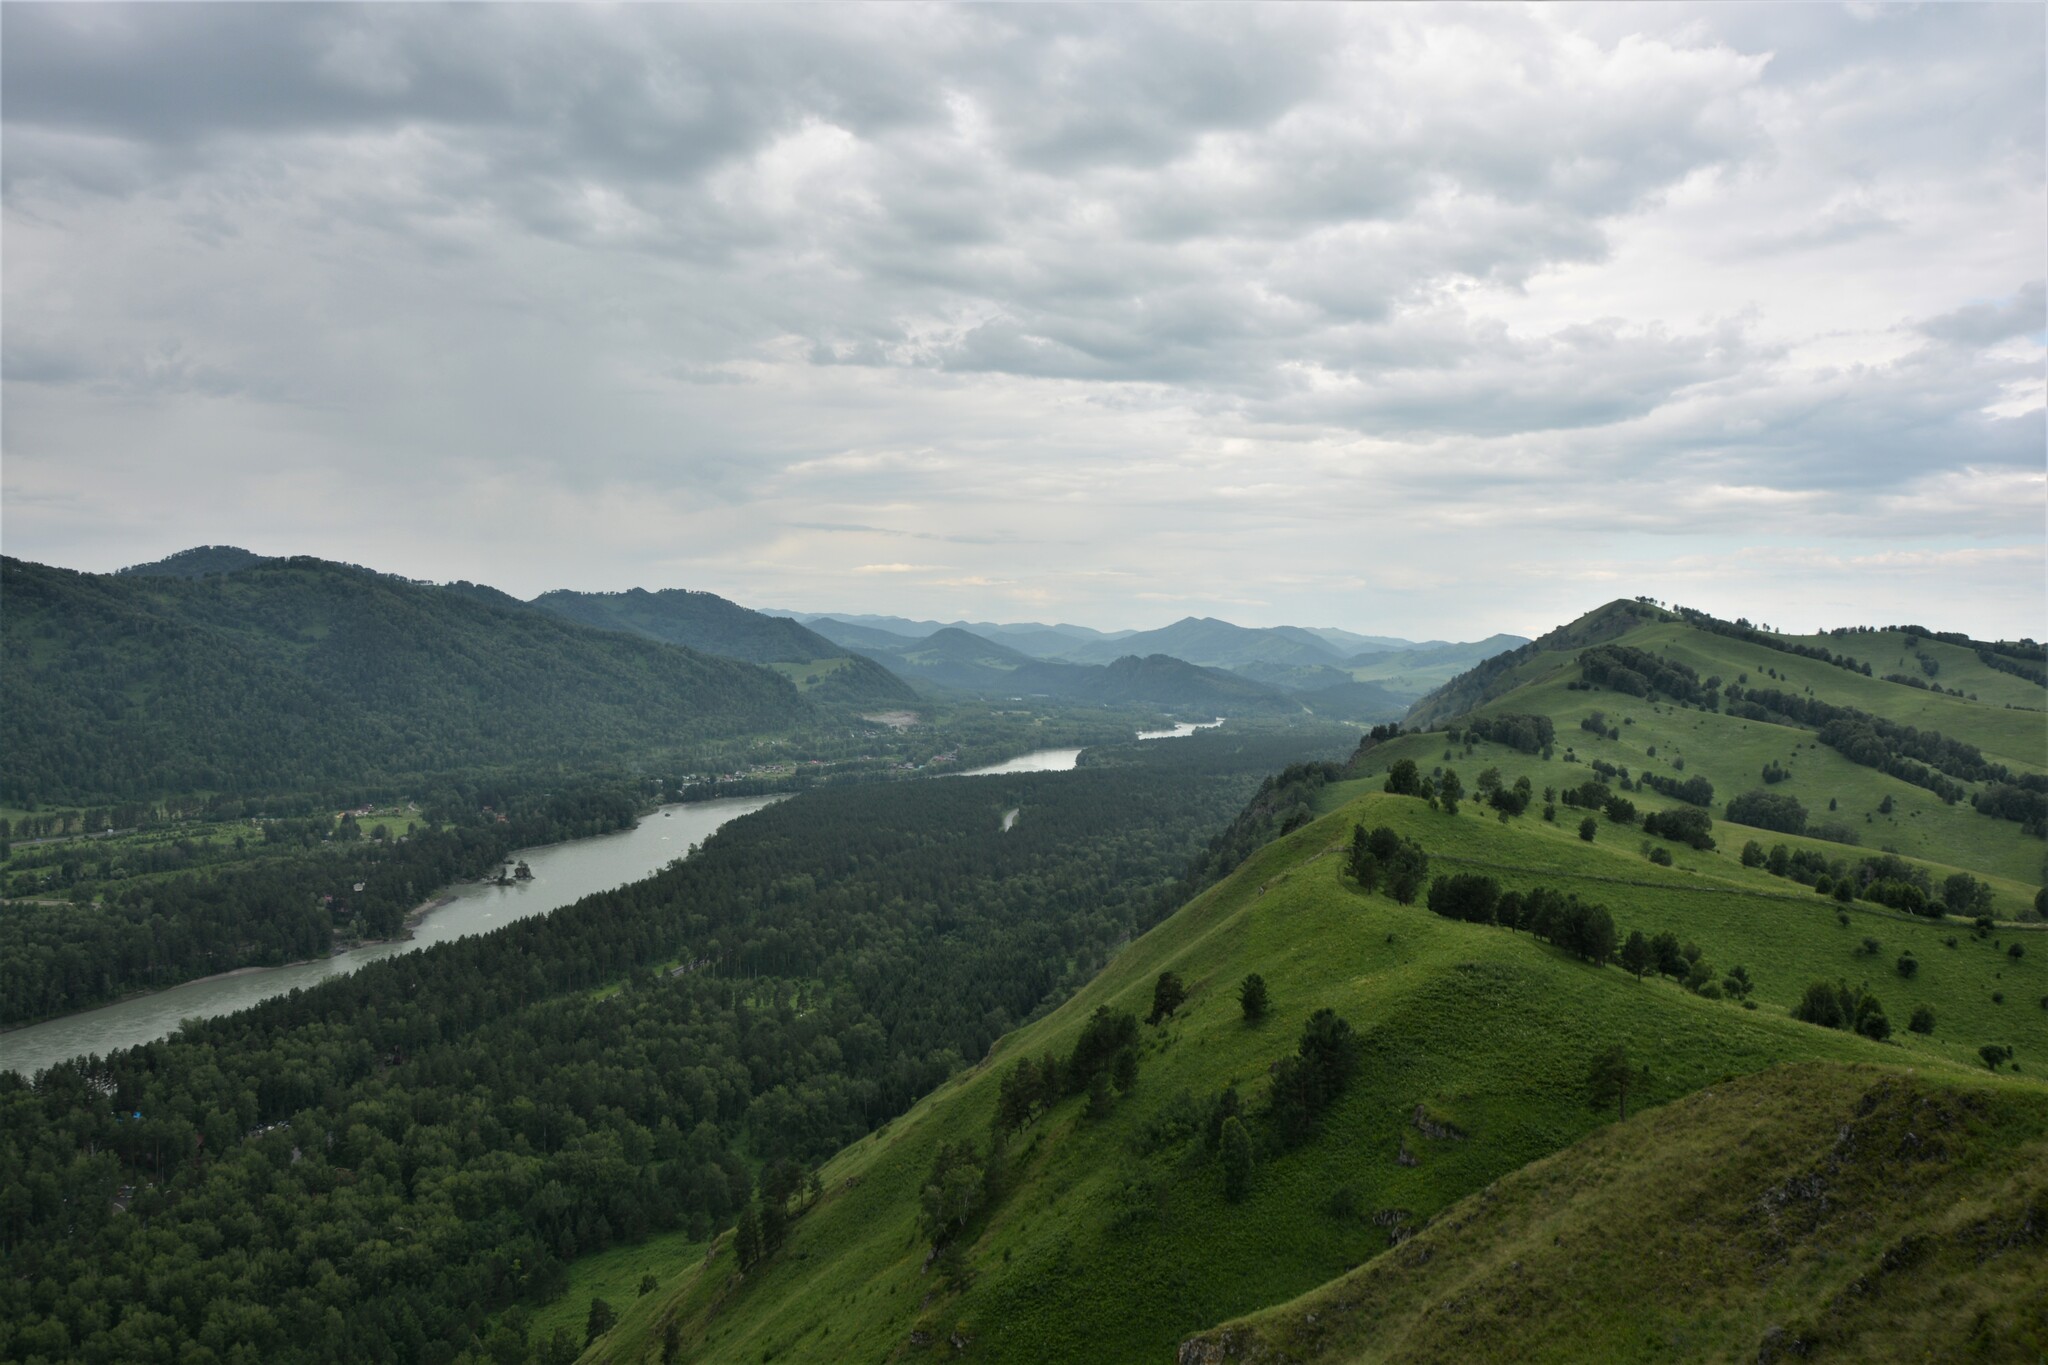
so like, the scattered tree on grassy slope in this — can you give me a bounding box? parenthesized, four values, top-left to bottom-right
(1350, 823, 1429, 903)
(1586, 1045, 1644, 1120)
(1269, 1008, 1362, 1147)
(1148, 971, 1187, 1025)
(1239, 972, 1269, 1023)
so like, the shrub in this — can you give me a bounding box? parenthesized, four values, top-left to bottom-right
(1383, 759, 1422, 796)
(1147, 971, 1186, 1025)
(1349, 823, 1430, 904)
(1727, 789, 1809, 835)
(1642, 806, 1715, 849)
(1238, 973, 1269, 1023)
(1908, 1005, 1935, 1034)
(1895, 953, 1918, 979)
(1268, 1009, 1362, 1146)
(1579, 816, 1597, 842)
(1066, 1006, 1139, 1093)
(1793, 979, 1889, 1040)
(1647, 846, 1673, 867)
(1427, 873, 1502, 925)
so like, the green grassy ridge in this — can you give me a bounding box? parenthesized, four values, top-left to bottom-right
(1179, 1061, 2048, 1364)
(1627, 620, 2045, 772)
(1374, 644, 2046, 886)
(1775, 627, 2048, 713)
(1313, 794, 2045, 1075)
(586, 794, 2020, 1365)
(1336, 718, 2044, 906)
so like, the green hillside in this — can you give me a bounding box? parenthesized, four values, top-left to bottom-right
(585, 784, 2042, 1363)
(1386, 603, 2045, 886)
(1181, 1062, 2048, 1363)
(0, 555, 811, 803)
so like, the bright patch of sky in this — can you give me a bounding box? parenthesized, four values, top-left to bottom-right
(3, 2, 2041, 640)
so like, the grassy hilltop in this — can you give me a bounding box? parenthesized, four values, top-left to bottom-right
(568, 601, 2044, 1364)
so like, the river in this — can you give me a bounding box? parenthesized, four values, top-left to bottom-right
(0, 795, 779, 1077)
(3, 722, 1226, 1075)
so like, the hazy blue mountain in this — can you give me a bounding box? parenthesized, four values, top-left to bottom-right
(1056, 616, 1347, 668)
(804, 616, 938, 652)
(835, 626, 1297, 711)
(1060, 654, 1297, 710)
(1290, 678, 1412, 722)
(793, 612, 1134, 649)
(1298, 625, 1406, 655)
(1228, 660, 1360, 692)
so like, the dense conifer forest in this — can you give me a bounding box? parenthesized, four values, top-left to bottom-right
(0, 728, 1354, 1364)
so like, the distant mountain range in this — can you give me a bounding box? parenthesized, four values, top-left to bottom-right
(100, 547, 1526, 727)
(793, 609, 1527, 705)
(821, 626, 1303, 713)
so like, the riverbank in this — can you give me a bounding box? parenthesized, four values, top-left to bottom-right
(1, 794, 785, 1077)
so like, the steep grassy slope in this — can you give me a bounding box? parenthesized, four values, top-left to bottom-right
(585, 790, 2034, 1364)
(0, 556, 809, 803)
(1181, 1062, 2048, 1363)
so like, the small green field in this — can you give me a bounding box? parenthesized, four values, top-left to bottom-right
(520, 1227, 707, 1358)
(767, 655, 860, 692)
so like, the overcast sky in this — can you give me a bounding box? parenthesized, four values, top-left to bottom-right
(4, 3, 2042, 640)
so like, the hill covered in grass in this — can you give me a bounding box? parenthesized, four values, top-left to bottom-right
(585, 771, 2043, 1363)
(1383, 599, 2045, 887)
(0, 555, 811, 804)
(1182, 1061, 2048, 1363)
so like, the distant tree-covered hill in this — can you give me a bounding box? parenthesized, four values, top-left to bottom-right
(115, 545, 276, 578)
(0, 556, 811, 804)
(527, 586, 915, 708)
(834, 626, 1300, 711)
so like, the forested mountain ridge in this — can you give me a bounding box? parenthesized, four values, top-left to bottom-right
(0, 555, 811, 804)
(527, 586, 915, 708)
(115, 545, 276, 578)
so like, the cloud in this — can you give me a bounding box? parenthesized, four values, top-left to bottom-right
(1919, 282, 2047, 347)
(2, 3, 2041, 640)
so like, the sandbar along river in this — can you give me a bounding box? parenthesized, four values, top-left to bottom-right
(3, 720, 1227, 1075)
